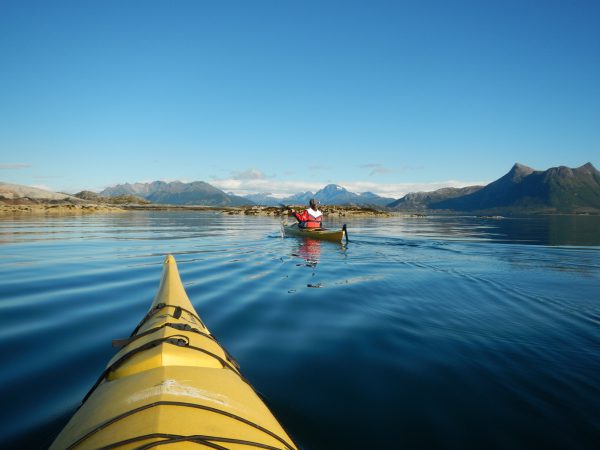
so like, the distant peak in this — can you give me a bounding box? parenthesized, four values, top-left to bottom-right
(577, 162, 598, 173)
(508, 163, 535, 180)
(511, 162, 534, 173)
(321, 184, 346, 192)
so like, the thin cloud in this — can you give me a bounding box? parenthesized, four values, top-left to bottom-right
(30, 184, 54, 191)
(0, 163, 31, 170)
(360, 163, 396, 176)
(360, 163, 400, 177)
(211, 175, 487, 199)
(211, 178, 325, 198)
(399, 164, 424, 172)
(360, 163, 424, 176)
(231, 168, 269, 180)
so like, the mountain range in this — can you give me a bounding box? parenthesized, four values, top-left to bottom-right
(100, 181, 250, 206)
(245, 184, 395, 207)
(101, 163, 600, 213)
(308, 184, 396, 207)
(3, 162, 599, 213)
(389, 162, 600, 213)
(100, 181, 396, 207)
(388, 185, 484, 210)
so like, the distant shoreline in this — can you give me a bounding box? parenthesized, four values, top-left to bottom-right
(1, 202, 598, 217)
(122, 204, 395, 217)
(0, 203, 127, 215)
(0, 202, 392, 217)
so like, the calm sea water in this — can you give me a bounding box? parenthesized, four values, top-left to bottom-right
(0, 212, 599, 450)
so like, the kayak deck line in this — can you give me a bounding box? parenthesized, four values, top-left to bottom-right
(100, 433, 292, 450)
(50, 255, 299, 450)
(112, 322, 216, 349)
(63, 401, 296, 450)
(129, 302, 207, 338)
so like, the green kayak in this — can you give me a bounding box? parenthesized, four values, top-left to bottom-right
(282, 223, 348, 242)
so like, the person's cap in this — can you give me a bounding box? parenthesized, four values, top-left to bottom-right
(309, 198, 319, 207)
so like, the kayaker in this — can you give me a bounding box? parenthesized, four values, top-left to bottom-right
(291, 198, 323, 228)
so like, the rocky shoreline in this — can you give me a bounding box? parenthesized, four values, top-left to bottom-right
(6, 201, 593, 217)
(123, 204, 393, 217)
(0, 202, 394, 217)
(0, 203, 127, 215)
(223, 205, 393, 217)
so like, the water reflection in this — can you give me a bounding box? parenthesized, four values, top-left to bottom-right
(292, 238, 322, 267)
(344, 215, 600, 246)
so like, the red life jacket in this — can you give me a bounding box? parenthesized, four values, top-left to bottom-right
(294, 208, 323, 228)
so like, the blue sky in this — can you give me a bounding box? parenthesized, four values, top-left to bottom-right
(0, 0, 598, 197)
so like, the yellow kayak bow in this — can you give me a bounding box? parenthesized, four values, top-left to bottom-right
(50, 255, 298, 450)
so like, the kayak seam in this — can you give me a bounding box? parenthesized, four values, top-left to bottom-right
(64, 401, 296, 450)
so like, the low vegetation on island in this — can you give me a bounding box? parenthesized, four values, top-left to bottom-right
(0, 183, 125, 215)
(225, 205, 392, 217)
(73, 191, 151, 205)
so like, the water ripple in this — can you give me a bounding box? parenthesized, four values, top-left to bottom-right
(0, 213, 599, 450)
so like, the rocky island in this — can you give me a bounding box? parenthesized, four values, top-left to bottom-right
(0, 183, 126, 215)
(0, 183, 391, 217)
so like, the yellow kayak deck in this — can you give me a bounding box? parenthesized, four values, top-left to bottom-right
(282, 223, 347, 242)
(50, 255, 298, 450)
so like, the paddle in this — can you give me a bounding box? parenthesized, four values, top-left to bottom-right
(279, 203, 302, 223)
(343, 224, 349, 243)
